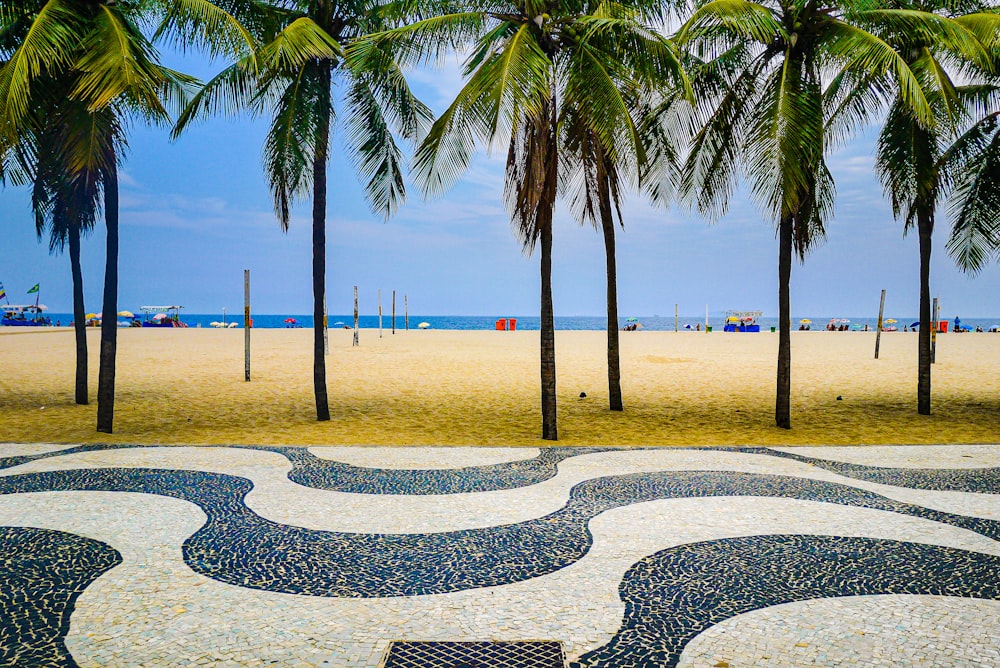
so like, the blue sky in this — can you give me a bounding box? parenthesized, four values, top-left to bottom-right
(2, 49, 999, 319)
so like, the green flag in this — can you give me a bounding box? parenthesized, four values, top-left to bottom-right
(26, 283, 39, 294)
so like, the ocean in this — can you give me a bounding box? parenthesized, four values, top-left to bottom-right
(33, 313, 1000, 332)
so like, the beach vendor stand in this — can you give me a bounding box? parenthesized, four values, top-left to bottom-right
(723, 310, 762, 332)
(139, 305, 186, 327)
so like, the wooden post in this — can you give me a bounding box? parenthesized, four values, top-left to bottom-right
(931, 296, 938, 364)
(353, 285, 359, 347)
(243, 270, 250, 382)
(378, 289, 383, 338)
(405, 294, 409, 331)
(675, 304, 679, 332)
(705, 304, 708, 333)
(874, 289, 886, 359)
(392, 290, 396, 335)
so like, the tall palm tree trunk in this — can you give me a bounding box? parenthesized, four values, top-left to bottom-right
(539, 98, 559, 441)
(312, 63, 331, 422)
(68, 224, 88, 405)
(597, 169, 623, 411)
(540, 216, 557, 440)
(775, 213, 793, 429)
(917, 209, 933, 415)
(96, 161, 119, 433)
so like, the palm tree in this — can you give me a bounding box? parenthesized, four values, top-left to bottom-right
(864, 1, 999, 414)
(0, 0, 195, 433)
(30, 102, 106, 406)
(172, 0, 432, 422)
(562, 117, 630, 411)
(676, 0, 934, 429)
(359, 0, 688, 439)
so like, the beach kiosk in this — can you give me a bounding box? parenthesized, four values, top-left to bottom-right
(139, 305, 186, 327)
(723, 310, 762, 332)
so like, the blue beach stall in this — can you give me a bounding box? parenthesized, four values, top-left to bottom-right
(723, 310, 762, 332)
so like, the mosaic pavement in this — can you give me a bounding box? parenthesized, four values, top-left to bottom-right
(1, 444, 998, 667)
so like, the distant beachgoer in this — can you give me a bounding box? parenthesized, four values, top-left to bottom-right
(696, 323, 701, 331)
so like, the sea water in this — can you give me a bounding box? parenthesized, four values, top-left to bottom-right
(34, 313, 1000, 332)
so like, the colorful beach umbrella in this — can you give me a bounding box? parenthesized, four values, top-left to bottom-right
(152, 313, 168, 320)
(118, 310, 134, 318)
(85, 313, 97, 319)
(885, 318, 897, 324)
(418, 322, 431, 329)
(284, 317, 297, 324)
(799, 319, 812, 324)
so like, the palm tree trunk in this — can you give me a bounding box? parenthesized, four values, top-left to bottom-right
(540, 216, 557, 440)
(917, 208, 933, 415)
(597, 168, 623, 412)
(540, 98, 559, 441)
(96, 161, 119, 433)
(68, 224, 88, 405)
(775, 213, 793, 429)
(312, 63, 331, 422)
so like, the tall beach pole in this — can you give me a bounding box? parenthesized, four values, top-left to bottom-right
(378, 289, 383, 338)
(392, 290, 396, 335)
(874, 289, 886, 359)
(675, 304, 679, 332)
(353, 285, 359, 347)
(705, 304, 708, 332)
(405, 294, 409, 331)
(244, 270, 251, 382)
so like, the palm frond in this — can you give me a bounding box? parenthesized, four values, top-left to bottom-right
(152, 0, 261, 60)
(0, 0, 81, 132)
(823, 18, 934, 128)
(72, 6, 170, 119)
(262, 66, 326, 228)
(945, 114, 1000, 272)
(257, 17, 343, 72)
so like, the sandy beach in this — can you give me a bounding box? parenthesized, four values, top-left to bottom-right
(0, 327, 997, 446)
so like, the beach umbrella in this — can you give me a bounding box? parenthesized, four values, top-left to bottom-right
(152, 313, 168, 320)
(118, 310, 134, 318)
(799, 319, 812, 324)
(885, 318, 897, 324)
(418, 322, 431, 329)
(684, 323, 693, 329)
(284, 317, 297, 324)
(333, 321, 345, 327)
(210, 322, 221, 327)
(36, 304, 48, 311)
(910, 322, 920, 328)
(85, 313, 98, 319)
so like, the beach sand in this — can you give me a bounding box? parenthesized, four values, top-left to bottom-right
(1, 327, 997, 446)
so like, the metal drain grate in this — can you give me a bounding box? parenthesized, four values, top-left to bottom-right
(381, 640, 566, 668)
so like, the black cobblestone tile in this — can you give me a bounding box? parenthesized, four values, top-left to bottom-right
(572, 535, 1000, 668)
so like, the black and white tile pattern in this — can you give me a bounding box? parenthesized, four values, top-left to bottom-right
(0, 444, 997, 666)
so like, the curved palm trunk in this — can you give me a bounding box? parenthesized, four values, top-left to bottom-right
(917, 209, 933, 415)
(68, 224, 88, 405)
(312, 63, 331, 422)
(775, 213, 793, 429)
(96, 161, 119, 433)
(597, 170, 623, 412)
